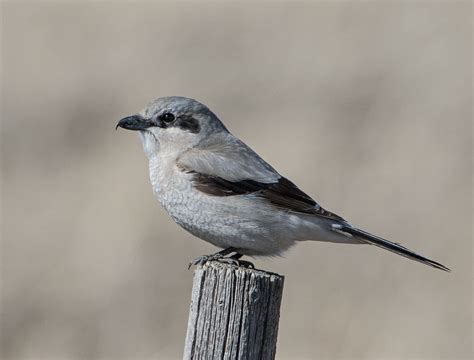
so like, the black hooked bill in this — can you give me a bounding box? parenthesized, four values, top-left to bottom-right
(116, 115, 155, 131)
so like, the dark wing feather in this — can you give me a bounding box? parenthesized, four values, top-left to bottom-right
(188, 170, 345, 221)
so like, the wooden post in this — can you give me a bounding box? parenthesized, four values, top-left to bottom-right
(183, 261, 285, 360)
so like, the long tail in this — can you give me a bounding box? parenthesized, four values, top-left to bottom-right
(334, 224, 450, 272)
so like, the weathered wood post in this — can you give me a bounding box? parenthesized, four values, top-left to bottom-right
(183, 261, 284, 360)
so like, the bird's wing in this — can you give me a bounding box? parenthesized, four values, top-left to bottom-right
(177, 132, 280, 183)
(177, 132, 345, 221)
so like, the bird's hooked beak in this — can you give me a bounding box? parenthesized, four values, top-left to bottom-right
(116, 115, 155, 131)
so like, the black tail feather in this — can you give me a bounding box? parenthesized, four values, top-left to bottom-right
(340, 225, 450, 272)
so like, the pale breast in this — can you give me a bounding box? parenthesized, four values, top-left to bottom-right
(149, 155, 213, 232)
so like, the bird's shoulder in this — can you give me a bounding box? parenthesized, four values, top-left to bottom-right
(177, 131, 280, 183)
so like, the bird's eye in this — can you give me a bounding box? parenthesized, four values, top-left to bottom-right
(161, 112, 175, 123)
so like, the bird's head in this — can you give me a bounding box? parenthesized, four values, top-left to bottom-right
(117, 96, 227, 158)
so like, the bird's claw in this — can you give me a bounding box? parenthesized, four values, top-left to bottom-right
(212, 257, 255, 268)
(188, 253, 225, 269)
(234, 259, 255, 268)
(188, 255, 254, 269)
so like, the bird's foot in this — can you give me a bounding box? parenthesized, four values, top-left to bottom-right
(188, 254, 222, 268)
(211, 257, 255, 269)
(188, 247, 235, 269)
(226, 253, 254, 268)
(188, 248, 254, 269)
(230, 259, 255, 268)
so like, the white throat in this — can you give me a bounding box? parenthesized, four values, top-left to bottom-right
(138, 131, 160, 159)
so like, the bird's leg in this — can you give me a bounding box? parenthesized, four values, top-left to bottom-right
(188, 247, 238, 269)
(228, 253, 255, 268)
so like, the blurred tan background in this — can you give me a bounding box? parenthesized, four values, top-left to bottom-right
(1, 1, 472, 359)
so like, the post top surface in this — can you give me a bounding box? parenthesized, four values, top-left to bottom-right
(197, 261, 284, 281)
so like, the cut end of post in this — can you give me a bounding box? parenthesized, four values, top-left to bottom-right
(198, 260, 284, 280)
(184, 261, 285, 360)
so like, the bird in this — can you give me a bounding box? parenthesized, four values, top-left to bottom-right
(116, 96, 449, 271)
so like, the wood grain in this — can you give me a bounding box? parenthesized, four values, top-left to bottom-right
(183, 261, 284, 360)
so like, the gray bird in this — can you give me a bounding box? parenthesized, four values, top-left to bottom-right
(117, 96, 449, 271)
